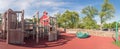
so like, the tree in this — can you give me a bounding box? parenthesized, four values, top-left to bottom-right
(81, 6, 98, 29)
(103, 22, 116, 29)
(103, 23, 109, 29)
(55, 13, 62, 27)
(55, 10, 80, 28)
(63, 10, 80, 28)
(82, 17, 98, 29)
(99, 0, 115, 30)
(110, 22, 116, 29)
(82, 6, 98, 18)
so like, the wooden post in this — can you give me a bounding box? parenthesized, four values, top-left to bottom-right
(48, 17, 51, 41)
(2, 13, 6, 39)
(21, 10, 24, 44)
(55, 17, 57, 40)
(6, 10, 10, 44)
(33, 16, 35, 39)
(16, 13, 19, 28)
(48, 25, 51, 41)
(36, 11, 39, 44)
(21, 10, 24, 33)
(43, 20, 45, 39)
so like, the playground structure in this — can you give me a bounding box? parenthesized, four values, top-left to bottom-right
(0, 9, 58, 44)
(33, 11, 58, 43)
(1, 9, 24, 44)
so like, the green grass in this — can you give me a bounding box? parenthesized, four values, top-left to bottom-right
(113, 40, 120, 47)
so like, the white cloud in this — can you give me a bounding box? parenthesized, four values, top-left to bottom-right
(35, 1, 67, 7)
(49, 10, 60, 17)
(14, 0, 35, 10)
(24, 15, 32, 19)
(0, 0, 13, 9)
(15, 1, 30, 10)
(0, 0, 15, 12)
(0, 0, 35, 11)
(0, 0, 71, 19)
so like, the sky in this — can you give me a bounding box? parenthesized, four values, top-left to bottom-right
(0, 0, 120, 24)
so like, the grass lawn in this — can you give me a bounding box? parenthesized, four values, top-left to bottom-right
(113, 40, 120, 47)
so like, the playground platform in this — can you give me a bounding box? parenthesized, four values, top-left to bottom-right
(0, 33, 120, 49)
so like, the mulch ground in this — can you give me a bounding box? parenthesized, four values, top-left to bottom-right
(0, 33, 120, 49)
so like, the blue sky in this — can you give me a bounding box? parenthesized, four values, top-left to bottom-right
(0, 0, 120, 24)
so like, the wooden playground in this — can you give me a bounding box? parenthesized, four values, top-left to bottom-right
(0, 9, 58, 44)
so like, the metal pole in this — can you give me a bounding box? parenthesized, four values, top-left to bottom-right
(115, 22, 118, 42)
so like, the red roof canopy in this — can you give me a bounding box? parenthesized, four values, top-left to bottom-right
(40, 11, 50, 26)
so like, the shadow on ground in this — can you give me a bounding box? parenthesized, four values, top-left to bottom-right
(11, 33, 75, 48)
(0, 38, 6, 42)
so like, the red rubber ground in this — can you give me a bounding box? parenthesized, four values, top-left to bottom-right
(0, 33, 120, 49)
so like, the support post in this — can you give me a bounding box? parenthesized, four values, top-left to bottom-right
(22, 10, 24, 31)
(2, 13, 6, 39)
(55, 17, 57, 40)
(36, 11, 39, 44)
(6, 10, 9, 44)
(33, 16, 35, 39)
(115, 22, 119, 43)
(21, 10, 24, 44)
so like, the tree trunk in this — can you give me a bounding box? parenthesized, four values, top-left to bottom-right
(100, 24, 103, 30)
(100, 17, 103, 30)
(64, 22, 66, 32)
